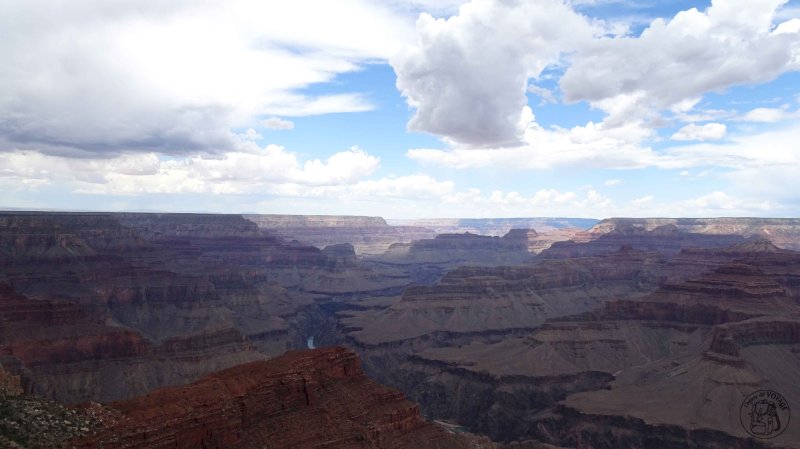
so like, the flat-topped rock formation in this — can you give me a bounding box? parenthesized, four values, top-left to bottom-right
(376, 231, 535, 264)
(360, 230, 545, 286)
(75, 347, 497, 449)
(542, 224, 753, 259)
(245, 214, 435, 255)
(585, 217, 800, 251)
(245, 214, 389, 227)
(385, 218, 594, 254)
(116, 212, 263, 239)
(387, 217, 598, 236)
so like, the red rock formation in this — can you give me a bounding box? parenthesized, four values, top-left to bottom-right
(76, 347, 485, 449)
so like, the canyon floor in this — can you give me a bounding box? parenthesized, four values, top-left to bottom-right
(1, 212, 799, 448)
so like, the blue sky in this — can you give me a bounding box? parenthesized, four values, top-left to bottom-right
(1, 0, 799, 218)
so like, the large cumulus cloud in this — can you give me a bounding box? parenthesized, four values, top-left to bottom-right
(560, 0, 800, 124)
(391, 0, 595, 148)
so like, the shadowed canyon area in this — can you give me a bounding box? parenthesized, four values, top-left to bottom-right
(1, 212, 799, 448)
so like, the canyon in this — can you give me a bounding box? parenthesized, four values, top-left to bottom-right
(1, 212, 799, 448)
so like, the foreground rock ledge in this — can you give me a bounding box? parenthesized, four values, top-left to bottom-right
(73, 347, 494, 449)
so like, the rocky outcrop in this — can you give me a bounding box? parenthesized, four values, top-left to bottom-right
(322, 243, 359, 269)
(0, 363, 23, 397)
(709, 318, 800, 356)
(76, 347, 493, 449)
(0, 390, 108, 449)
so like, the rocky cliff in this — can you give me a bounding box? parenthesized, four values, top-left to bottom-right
(75, 347, 496, 449)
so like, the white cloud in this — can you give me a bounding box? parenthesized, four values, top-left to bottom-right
(0, 0, 412, 157)
(391, 0, 595, 147)
(259, 93, 374, 117)
(602, 191, 782, 217)
(774, 17, 800, 34)
(682, 191, 777, 214)
(441, 187, 614, 217)
(406, 116, 800, 214)
(345, 174, 455, 199)
(408, 119, 662, 170)
(737, 106, 792, 123)
(262, 117, 295, 130)
(670, 123, 727, 141)
(0, 145, 380, 195)
(527, 84, 558, 104)
(604, 179, 622, 186)
(664, 124, 800, 169)
(630, 195, 653, 207)
(395, 0, 800, 184)
(560, 0, 800, 125)
(661, 123, 800, 207)
(296, 147, 380, 186)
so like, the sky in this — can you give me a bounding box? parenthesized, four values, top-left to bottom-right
(1, 0, 799, 219)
